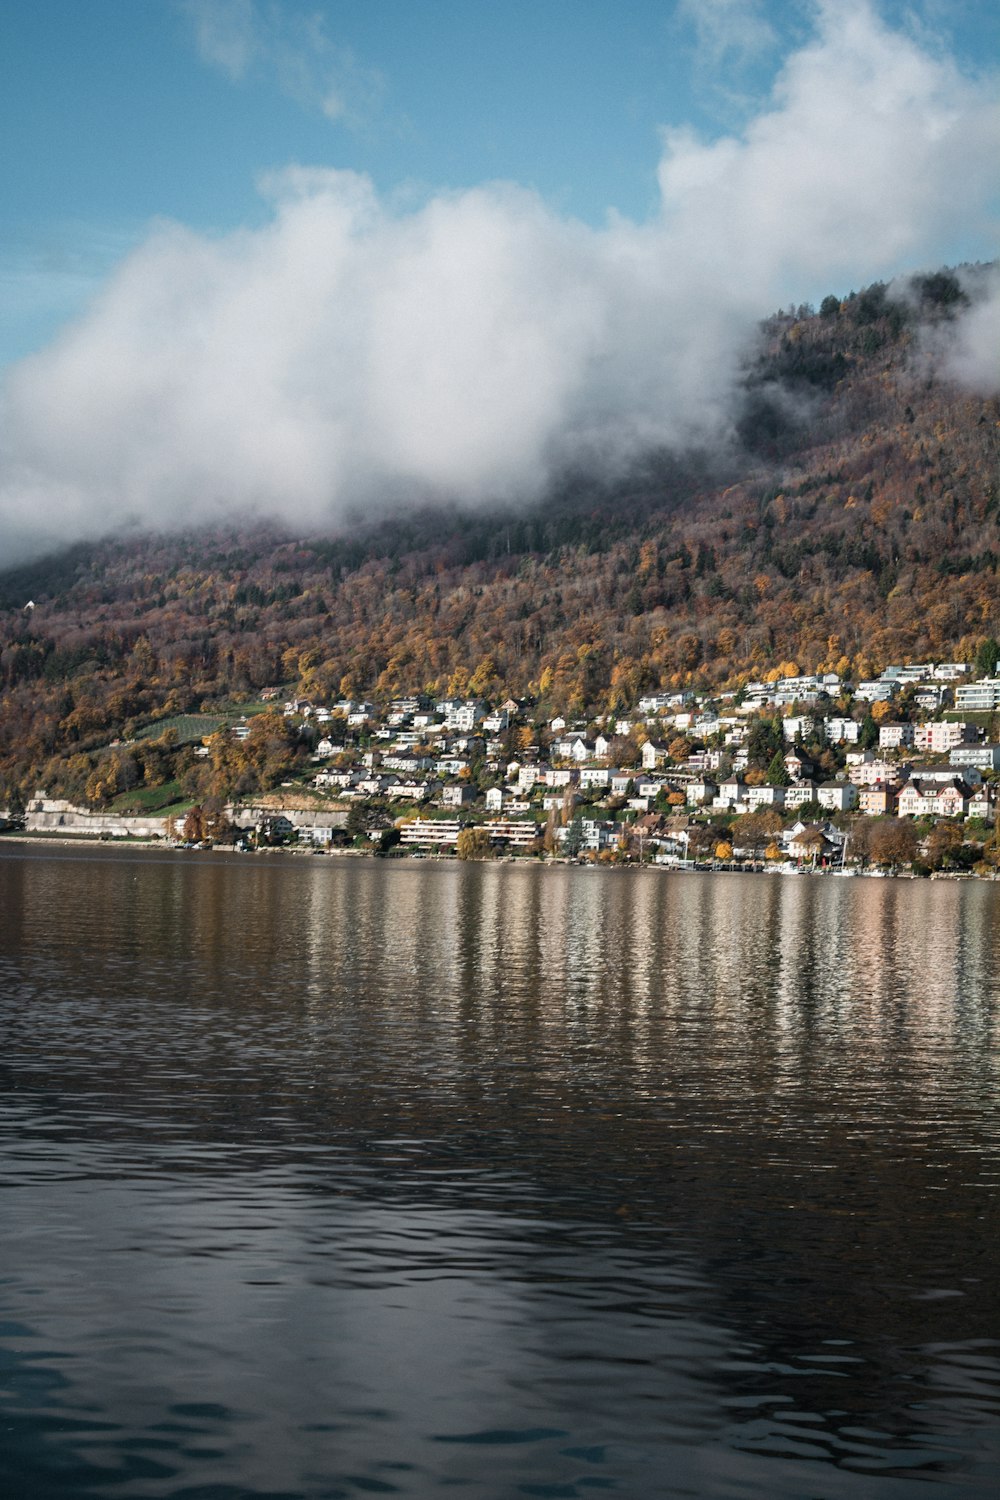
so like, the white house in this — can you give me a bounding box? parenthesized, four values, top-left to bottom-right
(715, 777, 748, 808)
(784, 780, 819, 808)
(854, 681, 894, 703)
(897, 779, 968, 819)
(967, 785, 994, 820)
(579, 766, 611, 790)
(444, 700, 486, 732)
(686, 778, 718, 806)
(950, 743, 1000, 772)
(641, 740, 670, 770)
(518, 763, 545, 793)
(825, 717, 860, 744)
(955, 678, 1000, 712)
(878, 722, 915, 749)
(782, 715, 815, 740)
(816, 781, 858, 812)
(914, 720, 976, 753)
(399, 819, 463, 846)
(747, 784, 786, 809)
(441, 783, 477, 808)
(483, 819, 538, 849)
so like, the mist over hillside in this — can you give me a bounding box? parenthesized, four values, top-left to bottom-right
(1, 267, 999, 805)
(1, 1, 998, 569)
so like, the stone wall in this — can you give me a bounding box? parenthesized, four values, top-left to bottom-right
(25, 796, 171, 839)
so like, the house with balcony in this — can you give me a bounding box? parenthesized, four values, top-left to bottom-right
(641, 740, 671, 771)
(955, 678, 1000, 711)
(950, 743, 1000, 772)
(817, 782, 858, 813)
(784, 780, 820, 809)
(897, 779, 969, 819)
(747, 784, 785, 810)
(914, 720, 976, 754)
(399, 819, 463, 847)
(825, 717, 860, 744)
(878, 722, 915, 750)
(441, 783, 477, 808)
(483, 819, 538, 849)
(858, 783, 898, 816)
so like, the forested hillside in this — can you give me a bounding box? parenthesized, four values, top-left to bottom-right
(1, 269, 998, 803)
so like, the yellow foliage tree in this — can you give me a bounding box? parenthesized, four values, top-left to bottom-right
(456, 827, 493, 861)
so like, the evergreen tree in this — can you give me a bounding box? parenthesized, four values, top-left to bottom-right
(975, 637, 1000, 677)
(766, 751, 791, 786)
(746, 715, 783, 768)
(5, 785, 26, 828)
(564, 817, 585, 856)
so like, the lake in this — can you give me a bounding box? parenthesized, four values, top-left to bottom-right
(2, 846, 999, 1498)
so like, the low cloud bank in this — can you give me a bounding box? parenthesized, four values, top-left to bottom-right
(2, 1, 998, 565)
(943, 264, 1000, 394)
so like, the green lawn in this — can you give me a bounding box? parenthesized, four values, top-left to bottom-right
(198, 697, 283, 719)
(133, 714, 225, 744)
(133, 698, 288, 746)
(109, 781, 193, 815)
(944, 709, 996, 728)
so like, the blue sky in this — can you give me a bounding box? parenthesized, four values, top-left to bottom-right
(0, 1, 998, 562)
(2, 0, 997, 367)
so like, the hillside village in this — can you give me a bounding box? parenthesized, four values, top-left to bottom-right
(10, 655, 1000, 875)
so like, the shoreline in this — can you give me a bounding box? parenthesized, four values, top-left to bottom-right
(0, 831, 990, 878)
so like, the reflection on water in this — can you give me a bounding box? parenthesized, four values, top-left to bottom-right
(2, 847, 1000, 1497)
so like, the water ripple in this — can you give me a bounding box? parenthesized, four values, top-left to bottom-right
(2, 851, 1000, 1497)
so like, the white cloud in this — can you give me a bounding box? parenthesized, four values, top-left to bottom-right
(677, 0, 780, 72)
(1, 1, 998, 564)
(945, 265, 1000, 393)
(182, 0, 384, 129)
(183, 0, 259, 81)
(658, 0, 999, 290)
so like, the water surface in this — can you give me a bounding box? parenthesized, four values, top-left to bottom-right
(2, 847, 999, 1497)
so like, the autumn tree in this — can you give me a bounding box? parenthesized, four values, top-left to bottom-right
(732, 809, 783, 855)
(456, 827, 493, 860)
(182, 805, 206, 842)
(925, 821, 962, 871)
(687, 823, 723, 860)
(795, 826, 828, 863)
(869, 818, 918, 870)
